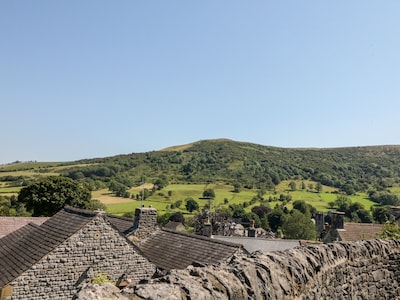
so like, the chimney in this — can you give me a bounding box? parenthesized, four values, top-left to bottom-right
(131, 206, 158, 239)
(202, 216, 212, 237)
(248, 219, 256, 237)
(315, 212, 325, 233)
(331, 212, 345, 230)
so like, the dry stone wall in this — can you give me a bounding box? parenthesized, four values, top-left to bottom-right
(8, 216, 155, 300)
(123, 239, 400, 300)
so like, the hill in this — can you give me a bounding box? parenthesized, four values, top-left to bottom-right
(2, 139, 400, 195)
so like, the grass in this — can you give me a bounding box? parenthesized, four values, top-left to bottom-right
(0, 186, 22, 194)
(0, 174, 385, 217)
(104, 180, 379, 217)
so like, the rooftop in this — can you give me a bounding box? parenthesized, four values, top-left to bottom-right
(137, 229, 241, 270)
(338, 223, 384, 242)
(106, 214, 134, 235)
(0, 206, 100, 288)
(0, 216, 48, 238)
(212, 236, 301, 253)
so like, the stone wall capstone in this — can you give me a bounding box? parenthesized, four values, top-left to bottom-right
(121, 239, 400, 300)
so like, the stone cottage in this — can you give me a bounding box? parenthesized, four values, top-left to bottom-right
(0, 206, 155, 300)
(317, 211, 384, 243)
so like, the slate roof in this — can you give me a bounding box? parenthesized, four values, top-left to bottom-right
(0, 206, 99, 288)
(137, 229, 241, 270)
(212, 236, 301, 253)
(337, 223, 384, 241)
(106, 214, 134, 235)
(0, 217, 49, 238)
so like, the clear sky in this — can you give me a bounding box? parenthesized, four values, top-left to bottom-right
(1, 1, 399, 164)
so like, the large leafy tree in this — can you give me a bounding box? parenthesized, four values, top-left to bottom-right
(282, 210, 317, 240)
(267, 208, 286, 232)
(185, 197, 199, 213)
(18, 176, 92, 216)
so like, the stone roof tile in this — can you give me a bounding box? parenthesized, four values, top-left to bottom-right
(0, 206, 99, 288)
(0, 217, 48, 238)
(106, 214, 134, 235)
(338, 223, 384, 241)
(138, 229, 241, 270)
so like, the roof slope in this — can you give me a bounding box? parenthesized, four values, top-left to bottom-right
(212, 236, 301, 253)
(338, 223, 384, 241)
(106, 214, 134, 235)
(0, 217, 49, 238)
(0, 206, 98, 288)
(137, 229, 241, 270)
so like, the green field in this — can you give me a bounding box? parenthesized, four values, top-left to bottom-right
(105, 181, 378, 216)
(106, 183, 259, 216)
(0, 186, 22, 194)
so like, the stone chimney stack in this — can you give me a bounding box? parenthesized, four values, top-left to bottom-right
(315, 212, 325, 233)
(248, 219, 256, 237)
(131, 206, 158, 240)
(202, 216, 212, 237)
(331, 212, 345, 230)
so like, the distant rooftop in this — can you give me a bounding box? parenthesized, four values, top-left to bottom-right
(338, 223, 384, 242)
(0, 217, 49, 238)
(212, 236, 301, 253)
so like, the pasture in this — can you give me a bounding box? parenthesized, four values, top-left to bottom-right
(104, 181, 378, 216)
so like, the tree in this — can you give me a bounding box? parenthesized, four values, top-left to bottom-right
(372, 207, 391, 224)
(153, 176, 168, 190)
(203, 189, 215, 199)
(289, 181, 297, 191)
(157, 212, 173, 226)
(18, 176, 91, 216)
(335, 195, 351, 213)
(342, 183, 355, 195)
(301, 181, 306, 190)
(229, 204, 245, 219)
(185, 198, 199, 213)
(251, 205, 271, 219)
(169, 211, 185, 224)
(292, 200, 308, 215)
(233, 182, 241, 193)
(173, 200, 183, 209)
(282, 210, 317, 240)
(356, 209, 373, 223)
(267, 208, 286, 232)
(109, 180, 129, 198)
(316, 182, 323, 193)
(376, 222, 400, 239)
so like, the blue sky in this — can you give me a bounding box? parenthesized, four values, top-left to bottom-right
(1, 1, 399, 164)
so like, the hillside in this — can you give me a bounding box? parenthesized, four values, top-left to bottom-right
(2, 139, 400, 194)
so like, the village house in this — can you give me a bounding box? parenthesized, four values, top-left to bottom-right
(317, 211, 384, 243)
(3, 205, 387, 299)
(0, 206, 155, 300)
